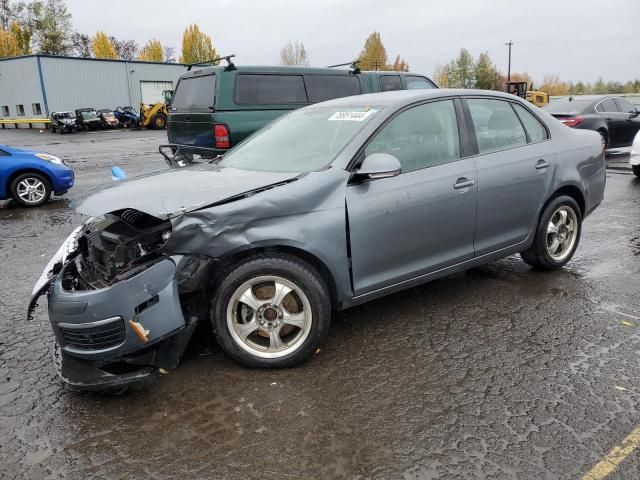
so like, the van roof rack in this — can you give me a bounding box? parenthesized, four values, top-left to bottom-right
(327, 60, 361, 74)
(187, 54, 236, 71)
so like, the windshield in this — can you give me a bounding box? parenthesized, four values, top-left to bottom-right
(81, 111, 98, 119)
(219, 106, 381, 173)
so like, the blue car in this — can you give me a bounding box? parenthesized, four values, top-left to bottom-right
(0, 144, 74, 207)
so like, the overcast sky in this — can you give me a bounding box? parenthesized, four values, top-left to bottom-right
(66, 0, 640, 84)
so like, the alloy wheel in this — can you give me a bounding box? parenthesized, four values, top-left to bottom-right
(16, 177, 47, 205)
(226, 275, 313, 359)
(546, 206, 578, 262)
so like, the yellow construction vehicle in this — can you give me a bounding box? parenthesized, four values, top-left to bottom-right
(504, 81, 549, 107)
(139, 90, 173, 129)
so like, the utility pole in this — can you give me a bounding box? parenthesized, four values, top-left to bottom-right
(505, 40, 513, 81)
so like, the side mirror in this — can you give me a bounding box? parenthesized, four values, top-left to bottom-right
(355, 153, 401, 180)
(630, 110, 640, 118)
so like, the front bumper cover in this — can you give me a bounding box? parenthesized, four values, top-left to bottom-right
(29, 228, 199, 390)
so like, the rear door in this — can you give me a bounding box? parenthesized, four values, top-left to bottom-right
(464, 98, 554, 255)
(614, 98, 640, 146)
(346, 98, 477, 294)
(597, 98, 627, 147)
(167, 73, 216, 147)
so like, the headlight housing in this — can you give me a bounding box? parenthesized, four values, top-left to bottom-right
(35, 153, 64, 165)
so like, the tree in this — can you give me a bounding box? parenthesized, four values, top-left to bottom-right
(32, 0, 72, 55)
(593, 77, 606, 94)
(357, 31, 388, 71)
(540, 73, 568, 96)
(10, 20, 29, 54)
(474, 52, 499, 90)
(390, 54, 409, 72)
(70, 31, 90, 57)
(180, 24, 216, 64)
(0, 0, 16, 30)
(447, 48, 475, 88)
(92, 30, 117, 59)
(432, 63, 450, 87)
(280, 40, 309, 67)
(0, 27, 19, 57)
(109, 36, 137, 60)
(138, 39, 163, 62)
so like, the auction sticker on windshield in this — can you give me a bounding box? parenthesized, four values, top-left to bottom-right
(328, 110, 377, 121)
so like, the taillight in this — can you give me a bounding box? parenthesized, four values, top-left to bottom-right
(560, 116, 584, 128)
(213, 124, 230, 149)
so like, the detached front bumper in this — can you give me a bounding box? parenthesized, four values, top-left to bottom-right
(47, 257, 190, 389)
(28, 228, 200, 390)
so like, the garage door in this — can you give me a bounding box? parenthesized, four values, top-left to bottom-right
(140, 81, 173, 104)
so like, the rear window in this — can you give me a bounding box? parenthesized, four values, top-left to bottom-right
(172, 74, 216, 109)
(236, 74, 307, 105)
(405, 75, 437, 90)
(379, 75, 402, 92)
(305, 75, 361, 102)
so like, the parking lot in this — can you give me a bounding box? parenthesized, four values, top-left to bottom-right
(0, 128, 639, 479)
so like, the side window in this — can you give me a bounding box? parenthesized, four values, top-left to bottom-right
(615, 98, 637, 113)
(405, 76, 437, 90)
(599, 99, 618, 112)
(1, 106, 8, 116)
(379, 75, 402, 92)
(0, 149, 9, 156)
(171, 74, 216, 109)
(596, 103, 604, 113)
(364, 100, 460, 172)
(305, 75, 361, 102)
(512, 103, 548, 143)
(235, 74, 307, 105)
(467, 99, 527, 154)
(16, 105, 25, 116)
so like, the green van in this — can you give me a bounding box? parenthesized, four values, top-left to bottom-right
(167, 64, 438, 155)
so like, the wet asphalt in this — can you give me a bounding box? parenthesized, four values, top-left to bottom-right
(0, 128, 639, 479)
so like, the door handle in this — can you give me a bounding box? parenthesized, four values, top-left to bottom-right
(454, 178, 475, 189)
(535, 159, 551, 170)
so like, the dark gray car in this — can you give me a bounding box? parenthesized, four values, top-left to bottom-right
(29, 89, 606, 390)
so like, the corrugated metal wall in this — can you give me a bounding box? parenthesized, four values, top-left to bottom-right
(0, 56, 186, 126)
(0, 57, 45, 120)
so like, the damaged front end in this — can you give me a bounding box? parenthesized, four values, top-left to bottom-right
(28, 208, 215, 391)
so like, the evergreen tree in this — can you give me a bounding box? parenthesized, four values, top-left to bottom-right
(357, 31, 388, 71)
(474, 52, 499, 90)
(32, 0, 72, 55)
(448, 48, 475, 88)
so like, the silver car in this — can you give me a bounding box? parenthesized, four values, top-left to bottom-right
(29, 89, 606, 390)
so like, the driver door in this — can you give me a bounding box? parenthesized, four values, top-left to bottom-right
(346, 99, 477, 295)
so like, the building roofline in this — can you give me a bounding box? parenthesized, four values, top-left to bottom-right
(0, 53, 189, 67)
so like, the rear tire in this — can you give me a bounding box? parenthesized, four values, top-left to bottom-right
(598, 130, 608, 149)
(521, 195, 582, 270)
(632, 164, 640, 177)
(211, 254, 331, 368)
(10, 172, 51, 208)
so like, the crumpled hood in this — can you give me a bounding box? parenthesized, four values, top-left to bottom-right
(73, 164, 300, 218)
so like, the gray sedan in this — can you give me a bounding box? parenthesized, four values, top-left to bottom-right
(29, 89, 606, 390)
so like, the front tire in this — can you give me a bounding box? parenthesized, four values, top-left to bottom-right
(521, 195, 582, 270)
(632, 164, 640, 177)
(211, 255, 331, 368)
(10, 172, 51, 207)
(152, 113, 167, 129)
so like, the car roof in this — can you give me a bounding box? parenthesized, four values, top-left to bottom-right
(308, 88, 521, 109)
